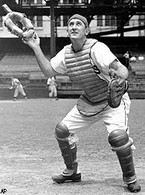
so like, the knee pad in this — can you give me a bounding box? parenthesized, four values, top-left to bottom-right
(108, 129, 133, 151)
(55, 122, 78, 169)
(108, 129, 136, 184)
(55, 122, 70, 140)
(55, 122, 79, 145)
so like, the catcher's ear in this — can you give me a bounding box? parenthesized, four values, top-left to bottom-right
(85, 27, 90, 36)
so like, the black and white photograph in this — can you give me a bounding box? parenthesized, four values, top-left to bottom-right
(0, 0, 145, 194)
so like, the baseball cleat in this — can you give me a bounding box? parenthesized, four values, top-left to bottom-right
(127, 181, 141, 193)
(52, 172, 81, 184)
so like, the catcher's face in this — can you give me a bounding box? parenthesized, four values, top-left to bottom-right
(67, 19, 89, 41)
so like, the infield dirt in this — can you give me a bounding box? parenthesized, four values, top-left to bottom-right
(0, 98, 144, 195)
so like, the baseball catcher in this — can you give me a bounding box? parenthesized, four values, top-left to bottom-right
(8, 11, 141, 193)
(2, 4, 34, 39)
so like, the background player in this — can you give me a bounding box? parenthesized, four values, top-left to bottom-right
(10, 77, 27, 101)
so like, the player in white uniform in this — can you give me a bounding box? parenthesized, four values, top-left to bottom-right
(10, 77, 27, 101)
(22, 14, 141, 193)
(47, 77, 57, 99)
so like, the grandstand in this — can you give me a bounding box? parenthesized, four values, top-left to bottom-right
(0, 38, 47, 99)
(0, 36, 145, 99)
(0, 0, 145, 99)
(0, 37, 82, 99)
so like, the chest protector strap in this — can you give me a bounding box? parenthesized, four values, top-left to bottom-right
(65, 39, 108, 116)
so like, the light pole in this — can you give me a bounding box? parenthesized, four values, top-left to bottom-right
(50, 0, 56, 58)
(45, 0, 57, 58)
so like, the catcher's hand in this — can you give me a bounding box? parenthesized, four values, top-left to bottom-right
(3, 4, 34, 39)
(107, 79, 128, 108)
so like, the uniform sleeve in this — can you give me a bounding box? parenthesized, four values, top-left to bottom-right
(50, 47, 67, 74)
(91, 41, 117, 74)
(47, 78, 51, 85)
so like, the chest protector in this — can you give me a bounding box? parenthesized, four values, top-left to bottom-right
(65, 39, 108, 116)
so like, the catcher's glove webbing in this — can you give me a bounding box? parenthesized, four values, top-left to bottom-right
(107, 79, 128, 108)
(2, 4, 34, 39)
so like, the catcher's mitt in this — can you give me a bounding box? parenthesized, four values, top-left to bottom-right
(107, 79, 128, 108)
(2, 4, 34, 39)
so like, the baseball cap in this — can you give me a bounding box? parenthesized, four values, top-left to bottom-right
(67, 14, 89, 28)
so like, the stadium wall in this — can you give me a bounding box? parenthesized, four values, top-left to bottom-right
(0, 37, 145, 99)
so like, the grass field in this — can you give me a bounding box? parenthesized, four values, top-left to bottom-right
(0, 98, 145, 195)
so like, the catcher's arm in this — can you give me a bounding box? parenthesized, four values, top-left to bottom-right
(109, 59, 129, 85)
(107, 59, 129, 108)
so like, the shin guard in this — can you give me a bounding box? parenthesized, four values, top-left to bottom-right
(55, 122, 78, 170)
(108, 129, 136, 184)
